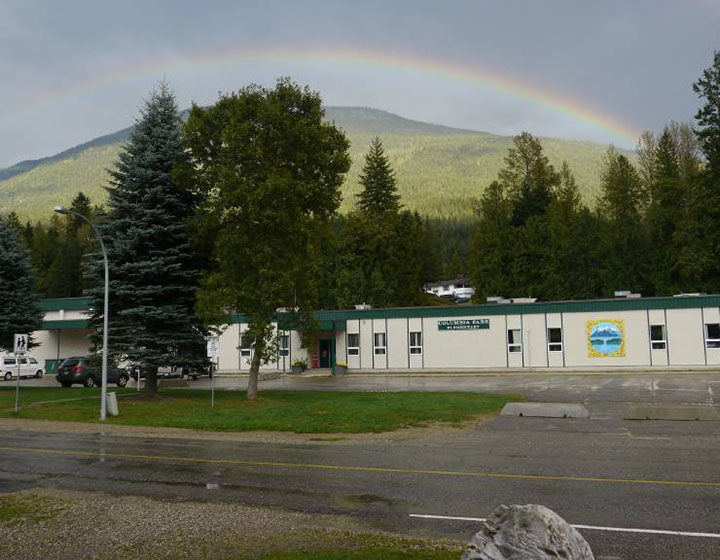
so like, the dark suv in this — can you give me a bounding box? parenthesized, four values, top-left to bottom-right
(56, 357, 129, 388)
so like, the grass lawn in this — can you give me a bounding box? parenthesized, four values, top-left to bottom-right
(0, 387, 520, 433)
(0, 385, 133, 409)
(0, 493, 65, 525)
(234, 530, 464, 560)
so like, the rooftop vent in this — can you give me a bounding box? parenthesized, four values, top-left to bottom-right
(614, 291, 641, 299)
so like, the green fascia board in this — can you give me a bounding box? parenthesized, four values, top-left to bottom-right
(315, 295, 720, 321)
(39, 297, 93, 311)
(41, 319, 90, 330)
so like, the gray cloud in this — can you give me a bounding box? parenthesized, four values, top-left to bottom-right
(1, 0, 718, 167)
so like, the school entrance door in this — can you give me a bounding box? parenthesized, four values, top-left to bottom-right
(318, 339, 331, 368)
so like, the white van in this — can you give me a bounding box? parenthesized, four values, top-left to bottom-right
(1, 356, 44, 380)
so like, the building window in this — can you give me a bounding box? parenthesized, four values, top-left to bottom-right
(409, 331, 422, 355)
(650, 325, 666, 350)
(507, 329, 522, 353)
(374, 332, 387, 355)
(705, 323, 720, 348)
(547, 327, 562, 352)
(347, 333, 359, 356)
(240, 333, 252, 359)
(279, 334, 289, 357)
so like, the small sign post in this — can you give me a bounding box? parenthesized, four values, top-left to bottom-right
(13, 334, 28, 413)
(206, 336, 219, 409)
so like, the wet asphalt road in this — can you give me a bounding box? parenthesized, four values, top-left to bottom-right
(2, 409, 720, 559)
(4, 372, 720, 558)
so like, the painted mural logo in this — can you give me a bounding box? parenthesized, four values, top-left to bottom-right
(587, 319, 625, 358)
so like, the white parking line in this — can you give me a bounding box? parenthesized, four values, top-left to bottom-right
(408, 514, 720, 539)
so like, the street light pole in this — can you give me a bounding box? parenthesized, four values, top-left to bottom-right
(53, 206, 109, 421)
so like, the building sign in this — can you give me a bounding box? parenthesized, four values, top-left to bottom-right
(587, 319, 626, 358)
(438, 319, 490, 331)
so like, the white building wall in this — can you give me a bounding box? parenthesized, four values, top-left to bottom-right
(387, 318, 408, 369)
(32, 329, 91, 367)
(423, 315, 506, 369)
(218, 324, 240, 372)
(334, 329, 346, 366)
(563, 310, 650, 367)
(522, 314, 547, 368)
(359, 319, 373, 369)
(667, 308, 705, 366)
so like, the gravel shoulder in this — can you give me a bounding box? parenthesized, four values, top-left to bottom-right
(0, 488, 462, 560)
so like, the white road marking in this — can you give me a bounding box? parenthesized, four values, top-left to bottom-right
(408, 514, 720, 539)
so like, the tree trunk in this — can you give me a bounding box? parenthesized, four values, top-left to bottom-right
(144, 364, 158, 395)
(247, 349, 262, 400)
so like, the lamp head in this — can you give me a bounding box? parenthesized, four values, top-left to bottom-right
(53, 205, 69, 215)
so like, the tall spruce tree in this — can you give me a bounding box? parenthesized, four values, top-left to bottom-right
(596, 147, 648, 295)
(336, 138, 434, 307)
(0, 220, 43, 352)
(672, 51, 720, 292)
(356, 137, 401, 215)
(87, 84, 206, 394)
(498, 132, 559, 226)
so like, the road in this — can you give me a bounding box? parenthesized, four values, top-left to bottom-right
(2, 402, 720, 559)
(4, 372, 720, 558)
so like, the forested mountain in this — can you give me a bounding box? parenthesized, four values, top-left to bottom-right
(0, 106, 623, 220)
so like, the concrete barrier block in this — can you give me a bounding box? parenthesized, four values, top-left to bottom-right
(501, 402, 590, 418)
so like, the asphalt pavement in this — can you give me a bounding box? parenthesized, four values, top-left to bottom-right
(3, 371, 720, 559)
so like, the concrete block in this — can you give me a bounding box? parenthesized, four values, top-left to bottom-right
(157, 378, 189, 388)
(624, 405, 720, 421)
(500, 402, 590, 418)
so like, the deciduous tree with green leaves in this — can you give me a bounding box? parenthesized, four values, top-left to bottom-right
(184, 78, 351, 399)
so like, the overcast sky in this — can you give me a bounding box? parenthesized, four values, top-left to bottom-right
(0, 0, 718, 167)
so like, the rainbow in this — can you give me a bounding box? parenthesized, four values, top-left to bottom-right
(10, 45, 641, 146)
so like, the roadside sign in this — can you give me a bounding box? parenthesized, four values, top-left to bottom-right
(206, 336, 219, 360)
(13, 334, 28, 355)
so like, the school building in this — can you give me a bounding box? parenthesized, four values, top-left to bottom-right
(30, 294, 720, 374)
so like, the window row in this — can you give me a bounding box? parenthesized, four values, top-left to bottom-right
(507, 323, 720, 353)
(346, 331, 423, 356)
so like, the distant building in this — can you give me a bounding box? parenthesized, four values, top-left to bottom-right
(424, 278, 475, 302)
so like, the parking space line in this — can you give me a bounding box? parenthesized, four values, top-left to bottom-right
(409, 514, 720, 539)
(1, 445, 720, 489)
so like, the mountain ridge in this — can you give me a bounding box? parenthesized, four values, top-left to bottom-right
(0, 106, 626, 220)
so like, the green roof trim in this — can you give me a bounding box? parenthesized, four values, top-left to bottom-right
(39, 295, 720, 329)
(39, 297, 93, 311)
(227, 295, 720, 325)
(41, 319, 90, 330)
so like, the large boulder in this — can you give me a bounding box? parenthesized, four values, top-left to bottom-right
(461, 504, 594, 560)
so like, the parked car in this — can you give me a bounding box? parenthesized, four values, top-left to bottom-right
(1, 356, 44, 380)
(56, 357, 129, 388)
